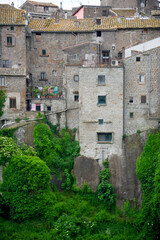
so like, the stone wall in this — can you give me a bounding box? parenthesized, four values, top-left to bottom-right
(79, 66, 123, 160)
(124, 47, 160, 135)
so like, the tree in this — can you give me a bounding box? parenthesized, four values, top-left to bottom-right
(0, 89, 6, 117)
(136, 132, 160, 239)
(1, 155, 56, 221)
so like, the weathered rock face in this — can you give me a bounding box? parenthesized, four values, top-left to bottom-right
(73, 156, 100, 192)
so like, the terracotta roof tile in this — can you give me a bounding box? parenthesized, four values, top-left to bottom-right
(29, 17, 160, 32)
(112, 9, 136, 17)
(0, 8, 25, 25)
(28, 1, 58, 8)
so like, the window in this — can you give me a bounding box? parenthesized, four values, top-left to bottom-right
(139, 75, 145, 83)
(36, 33, 41, 42)
(97, 132, 113, 143)
(102, 10, 107, 16)
(96, 19, 101, 25)
(118, 52, 122, 59)
(98, 75, 105, 84)
(52, 70, 57, 76)
(141, 95, 146, 103)
(130, 112, 134, 119)
(41, 72, 46, 80)
(10, 26, 14, 31)
(7, 37, 13, 46)
(36, 105, 41, 111)
(47, 106, 51, 111)
(74, 95, 79, 102)
(44, 6, 49, 11)
(42, 49, 46, 55)
(98, 119, 104, 125)
(10, 98, 16, 108)
(0, 60, 12, 68)
(74, 54, 79, 60)
(136, 57, 141, 62)
(74, 75, 79, 82)
(98, 96, 106, 105)
(0, 77, 6, 86)
(145, 0, 148, 6)
(97, 31, 101, 37)
(102, 50, 110, 63)
(129, 96, 133, 103)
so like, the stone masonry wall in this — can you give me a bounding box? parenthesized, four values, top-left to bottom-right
(79, 67, 123, 160)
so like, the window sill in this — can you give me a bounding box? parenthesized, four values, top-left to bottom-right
(96, 84, 106, 86)
(39, 79, 48, 81)
(97, 141, 113, 144)
(40, 55, 49, 57)
(98, 104, 106, 106)
(6, 45, 14, 47)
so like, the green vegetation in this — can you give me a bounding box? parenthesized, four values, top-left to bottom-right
(0, 124, 160, 239)
(0, 89, 6, 118)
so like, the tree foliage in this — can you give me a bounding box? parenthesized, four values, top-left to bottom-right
(136, 132, 160, 239)
(33, 123, 80, 175)
(0, 89, 6, 117)
(97, 160, 116, 209)
(1, 155, 56, 221)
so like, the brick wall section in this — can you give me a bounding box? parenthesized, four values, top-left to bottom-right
(124, 48, 160, 135)
(79, 67, 123, 160)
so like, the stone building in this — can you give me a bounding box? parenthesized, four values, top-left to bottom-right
(124, 37, 160, 135)
(20, 0, 59, 19)
(0, 7, 27, 125)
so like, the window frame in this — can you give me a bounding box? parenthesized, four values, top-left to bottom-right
(97, 132, 113, 143)
(42, 49, 46, 56)
(74, 75, 79, 82)
(98, 95, 106, 105)
(139, 75, 145, 84)
(74, 94, 79, 102)
(136, 57, 141, 62)
(130, 112, 134, 119)
(97, 75, 106, 85)
(97, 31, 102, 37)
(102, 50, 110, 63)
(129, 96, 133, 104)
(141, 95, 146, 104)
(98, 119, 104, 125)
(10, 97, 16, 108)
(40, 72, 46, 80)
(0, 77, 6, 86)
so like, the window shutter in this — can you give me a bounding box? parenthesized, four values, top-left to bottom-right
(5, 37, 7, 46)
(8, 61, 12, 68)
(31, 104, 36, 111)
(0, 60, 2, 68)
(12, 36, 15, 46)
(41, 104, 44, 111)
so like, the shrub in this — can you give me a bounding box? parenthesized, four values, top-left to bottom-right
(1, 155, 56, 221)
(15, 118, 21, 123)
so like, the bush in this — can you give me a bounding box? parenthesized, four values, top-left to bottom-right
(97, 160, 116, 210)
(1, 155, 56, 221)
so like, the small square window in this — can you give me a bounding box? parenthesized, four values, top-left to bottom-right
(130, 112, 134, 118)
(141, 95, 146, 103)
(96, 19, 101, 25)
(98, 96, 106, 105)
(10, 26, 14, 31)
(42, 49, 46, 55)
(74, 95, 79, 102)
(97, 31, 101, 37)
(98, 119, 104, 124)
(98, 75, 105, 84)
(129, 96, 133, 103)
(139, 75, 145, 83)
(10, 98, 16, 108)
(136, 57, 141, 62)
(47, 106, 51, 111)
(97, 132, 112, 143)
(74, 75, 79, 82)
(118, 52, 122, 59)
(102, 50, 110, 63)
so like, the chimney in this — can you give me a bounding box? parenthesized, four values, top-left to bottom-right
(60, 2, 63, 10)
(11, 2, 14, 7)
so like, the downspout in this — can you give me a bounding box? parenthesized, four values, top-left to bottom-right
(65, 64, 68, 128)
(123, 64, 126, 135)
(148, 54, 151, 119)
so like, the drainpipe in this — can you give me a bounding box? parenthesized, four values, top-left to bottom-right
(123, 64, 126, 135)
(148, 54, 151, 119)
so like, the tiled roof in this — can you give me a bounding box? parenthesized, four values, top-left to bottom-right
(27, 1, 58, 7)
(151, 10, 160, 16)
(29, 17, 160, 32)
(0, 9, 25, 25)
(111, 9, 136, 17)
